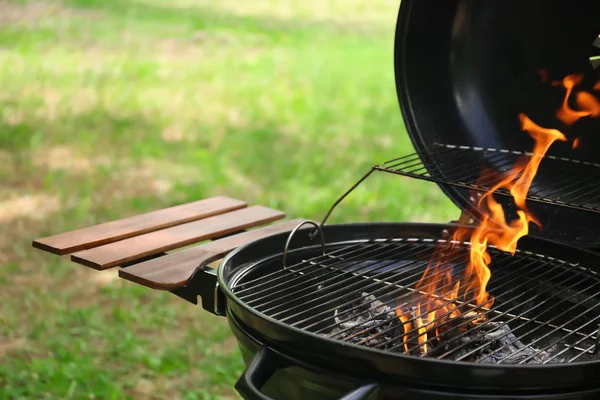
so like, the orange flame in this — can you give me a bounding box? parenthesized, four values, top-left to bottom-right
(455, 113, 566, 306)
(395, 72, 594, 354)
(573, 137, 580, 149)
(555, 74, 592, 125)
(554, 74, 600, 125)
(415, 303, 428, 354)
(412, 116, 566, 314)
(397, 311, 411, 353)
(575, 91, 600, 118)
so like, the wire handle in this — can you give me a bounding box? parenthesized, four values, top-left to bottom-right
(282, 220, 325, 269)
(310, 169, 375, 239)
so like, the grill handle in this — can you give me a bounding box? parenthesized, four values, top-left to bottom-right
(235, 346, 380, 400)
(282, 220, 325, 269)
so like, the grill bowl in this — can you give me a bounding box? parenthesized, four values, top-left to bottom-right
(216, 223, 600, 396)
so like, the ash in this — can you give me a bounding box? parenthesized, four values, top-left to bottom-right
(431, 319, 555, 364)
(329, 293, 400, 347)
(328, 293, 558, 364)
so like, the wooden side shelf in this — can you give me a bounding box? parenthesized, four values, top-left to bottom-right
(32, 196, 304, 296)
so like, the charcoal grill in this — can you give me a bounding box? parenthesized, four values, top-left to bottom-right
(31, 0, 600, 399)
(218, 0, 600, 398)
(219, 223, 600, 400)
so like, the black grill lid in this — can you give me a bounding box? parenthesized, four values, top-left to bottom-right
(394, 0, 600, 248)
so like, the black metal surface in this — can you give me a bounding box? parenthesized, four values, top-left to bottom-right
(230, 311, 600, 400)
(215, 223, 600, 395)
(394, 0, 600, 247)
(171, 267, 226, 314)
(234, 346, 380, 400)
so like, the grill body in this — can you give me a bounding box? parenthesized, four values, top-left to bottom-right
(230, 311, 600, 400)
(206, 223, 600, 399)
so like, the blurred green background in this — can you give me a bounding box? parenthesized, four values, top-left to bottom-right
(0, 0, 457, 398)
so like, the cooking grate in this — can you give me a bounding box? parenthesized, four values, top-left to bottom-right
(232, 238, 600, 364)
(373, 144, 600, 214)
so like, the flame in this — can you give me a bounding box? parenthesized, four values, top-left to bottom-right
(555, 74, 592, 125)
(413, 113, 566, 311)
(573, 137, 580, 149)
(396, 311, 411, 353)
(575, 91, 600, 118)
(394, 72, 594, 355)
(455, 114, 566, 306)
(415, 303, 428, 354)
(554, 74, 600, 125)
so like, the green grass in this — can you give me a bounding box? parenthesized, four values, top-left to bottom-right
(0, 0, 458, 398)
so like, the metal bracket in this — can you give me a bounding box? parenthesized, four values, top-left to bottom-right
(442, 190, 483, 241)
(171, 267, 226, 316)
(449, 192, 482, 226)
(449, 209, 476, 226)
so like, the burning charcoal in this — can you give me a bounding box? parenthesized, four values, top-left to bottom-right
(327, 293, 578, 365)
(436, 312, 483, 337)
(329, 293, 398, 344)
(434, 323, 553, 364)
(363, 294, 391, 315)
(361, 293, 396, 320)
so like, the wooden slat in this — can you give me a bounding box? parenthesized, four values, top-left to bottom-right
(32, 196, 247, 255)
(119, 219, 306, 290)
(71, 206, 285, 270)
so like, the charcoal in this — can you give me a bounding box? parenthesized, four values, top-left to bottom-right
(326, 293, 572, 364)
(436, 320, 554, 364)
(328, 293, 409, 350)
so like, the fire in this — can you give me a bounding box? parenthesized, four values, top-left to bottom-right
(415, 303, 428, 353)
(397, 312, 411, 353)
(555, 74, 600, 125)
(556, 74, 592, 125)
(395, 71, 600, 355)
(575, 91, 600, 118)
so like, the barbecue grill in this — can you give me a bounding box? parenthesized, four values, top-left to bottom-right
(32, 0, 600, 399)
(220, 1, 600, 398)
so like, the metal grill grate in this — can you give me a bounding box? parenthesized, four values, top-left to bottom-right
(374, 144, 600, 214)
(232, 239, 600, 364)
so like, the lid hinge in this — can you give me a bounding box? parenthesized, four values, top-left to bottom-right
(449, 192, 483, 226)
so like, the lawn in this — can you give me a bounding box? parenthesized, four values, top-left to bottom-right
(0, 0, 458, 398)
